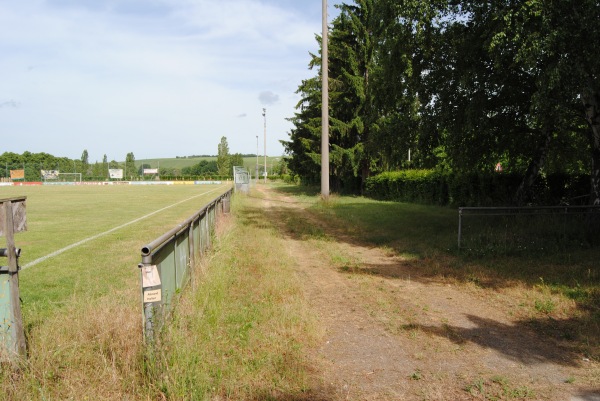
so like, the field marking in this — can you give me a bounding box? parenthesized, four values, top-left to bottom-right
(21, 186, 226, 270)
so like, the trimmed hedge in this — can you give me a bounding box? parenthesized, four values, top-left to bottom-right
(365, 170, 449, 205)
(158, 175, 230, 181)
(365, 170, 590, 207)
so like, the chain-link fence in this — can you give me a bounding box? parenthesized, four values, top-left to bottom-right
(458, 205, 600, 255)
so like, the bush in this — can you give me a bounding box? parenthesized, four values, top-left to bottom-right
(159, 175, 230, 181)
(365, 170, 448, 205)
(365, 170, 591, 207)
(284, 174, 302, 185)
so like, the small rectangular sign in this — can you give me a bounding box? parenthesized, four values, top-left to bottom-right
(9, 170, 24, 180)
(143, 289, 161, 303)
(108, 169, 123, 179)
(141, 265, 161, 288)
(143, 168, 159, 175)
(41, 170, 59, 179)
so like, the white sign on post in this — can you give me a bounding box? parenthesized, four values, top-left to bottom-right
(108, 169, 123, 179)
(141, 265, 161, 288)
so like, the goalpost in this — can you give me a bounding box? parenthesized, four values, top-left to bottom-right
(57, 173, 82, 182)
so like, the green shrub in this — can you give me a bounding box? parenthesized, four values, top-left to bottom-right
(365, 170, 590, 207)
(365, 170, 448, 205)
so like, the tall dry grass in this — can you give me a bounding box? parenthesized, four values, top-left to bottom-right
(2, 288, 147, 400)
(145, 193, 321, 400)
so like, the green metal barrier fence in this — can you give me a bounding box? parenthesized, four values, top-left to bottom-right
(139, 188, 232, 342)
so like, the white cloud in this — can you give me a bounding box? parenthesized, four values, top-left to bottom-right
(0, 100, 20, 108)
(259, 91, 280, 106)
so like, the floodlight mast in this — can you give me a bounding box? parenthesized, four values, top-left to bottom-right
(321, 0, 329, 199)
(263, 108, 267, 183)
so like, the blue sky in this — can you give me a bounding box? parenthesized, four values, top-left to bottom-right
(0, 0, 338, 162)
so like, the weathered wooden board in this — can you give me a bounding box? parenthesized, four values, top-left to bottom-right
(0, 198, 27, 236)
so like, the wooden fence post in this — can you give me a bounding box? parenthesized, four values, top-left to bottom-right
(1, 197, 27, 363)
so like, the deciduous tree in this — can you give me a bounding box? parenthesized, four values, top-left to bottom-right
(217, 136, 231, 176)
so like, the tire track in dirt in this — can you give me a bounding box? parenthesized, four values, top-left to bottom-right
(286, 235, 419, 400)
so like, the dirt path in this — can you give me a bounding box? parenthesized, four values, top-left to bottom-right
(255, 186, 599, 401)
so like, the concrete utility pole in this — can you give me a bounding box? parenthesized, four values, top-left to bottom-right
(256, 135, 259, 184)
(263, 108, 267, 183)
(321, 0, 330, 199)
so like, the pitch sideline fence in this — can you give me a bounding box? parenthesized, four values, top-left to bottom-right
(138, 187, 233, 342)
(458, 205, 600, 253)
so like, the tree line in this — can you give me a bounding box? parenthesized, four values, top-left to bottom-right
(0, 150, 137, 181)
(283, 0, 600, 205)
(0, 137, 247, 181)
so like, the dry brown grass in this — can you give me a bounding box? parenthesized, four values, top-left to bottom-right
(143, 193, 322, 400)
(2, 288, 146, 400)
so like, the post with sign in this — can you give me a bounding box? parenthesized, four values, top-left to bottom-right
(139, 261, 162, 343)
(0, 197, 27, 362)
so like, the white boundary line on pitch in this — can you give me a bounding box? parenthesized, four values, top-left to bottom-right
(21, 185, 227, 270)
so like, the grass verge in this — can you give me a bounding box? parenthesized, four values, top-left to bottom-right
(146, 192, 320, 400)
